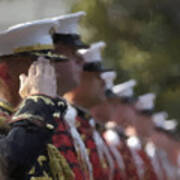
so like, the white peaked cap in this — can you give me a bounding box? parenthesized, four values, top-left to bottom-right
(78, 41, 106, 63)
(112, 79, 137, 98)
(0, 19, 55, 56)
(152, 111, 168, 128)
(163, 119, 177, 131)
(135, 93, 156, 111)
(100, 71, 117, 89)
(52, 11, 86, 34)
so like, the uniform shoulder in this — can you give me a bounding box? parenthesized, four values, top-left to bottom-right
(0, 98, 14, 116)
(0, 99, 13, 134)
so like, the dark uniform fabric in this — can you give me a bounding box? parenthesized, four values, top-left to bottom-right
(102, 131, 127, 180)
(0, 95, 64, 180)
(10, 95, 86, 180)
(137, 149, 159, 180)
(116, 138, 140, 180)
(111, 155, 126, 180)
(102, 126, 140, 180)
(74, 106, 108, 180)
(102, 132, 127, 180)
(95, 121, 126, 180)
(52, 116, 85, 180)
(104, 141, 127, 180)
(24, 96, 79, 180)
(0, 99, 14, 135)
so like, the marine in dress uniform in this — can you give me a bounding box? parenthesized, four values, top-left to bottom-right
(134, 93, 162, 180)
(109, 82, 166, 180)
(0, 27, 70, 180)
(151, 112, 179, 180)
(97, 71, 127, 180)
(65, 41, 127, 180)
(73, 105, 111, 180)
(49, 12, 95, 180)
(96, 77, 140, 180)
(0, 19, 79, 180)
(66, 41, 116, 180)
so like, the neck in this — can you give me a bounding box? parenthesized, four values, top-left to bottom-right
(64, 88, 105, 110)
(58, 82, 77, 97)
(90, 101, 111, 123)
(63, 91, 92, 109)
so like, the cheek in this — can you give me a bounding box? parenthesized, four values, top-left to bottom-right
(72, 61, 82, 74)
(146, 121, 153, 130)
(56, 62, 73, 74)
(93, 80, 102, 93)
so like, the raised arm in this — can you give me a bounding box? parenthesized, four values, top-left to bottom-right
(0, 58, 64, 180)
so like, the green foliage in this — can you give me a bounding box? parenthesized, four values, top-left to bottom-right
(71, 0, 180, 129)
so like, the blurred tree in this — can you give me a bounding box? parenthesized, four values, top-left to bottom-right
(71, 0, 180, 131)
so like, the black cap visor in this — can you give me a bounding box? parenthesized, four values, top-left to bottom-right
(53, 33, 89, 49)
(83, 62, 113, 72)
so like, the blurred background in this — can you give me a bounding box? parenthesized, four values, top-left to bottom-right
(0, 0, 180, 131)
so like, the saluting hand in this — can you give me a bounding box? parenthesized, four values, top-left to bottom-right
(19, 57, 57, 98)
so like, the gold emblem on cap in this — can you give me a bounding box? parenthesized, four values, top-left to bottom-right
(14, 44, 54, 53)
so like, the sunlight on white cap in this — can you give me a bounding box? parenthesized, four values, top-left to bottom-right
(112, 79, 137, 98)
(163, 119, 177, 131)
(78, 41, 106, 63)
(152, 112, 168, 128)
(100, 71, 117, 89)
(135, 93, 156, 111)
(53, 11, 86, 34)
(0, 19, 55, 56)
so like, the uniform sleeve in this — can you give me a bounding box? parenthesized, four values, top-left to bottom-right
(0, 94, 66, 180)
(0, 98, 14, 116)
(0, 99, 14, 135)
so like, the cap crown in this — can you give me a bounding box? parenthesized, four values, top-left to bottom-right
(100, 71, 117, 89)
(163, 120, 177, 131)
(152, 112, 177, 130)
(0, 11, 86, 56)
(112, 79, 137, 98)
(0, 19, 55, 56)
(152, 112, 168, 128)
(52, 11, 86, 34)
(78, 41, 106, 63)
(135, 93, 156, 111)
